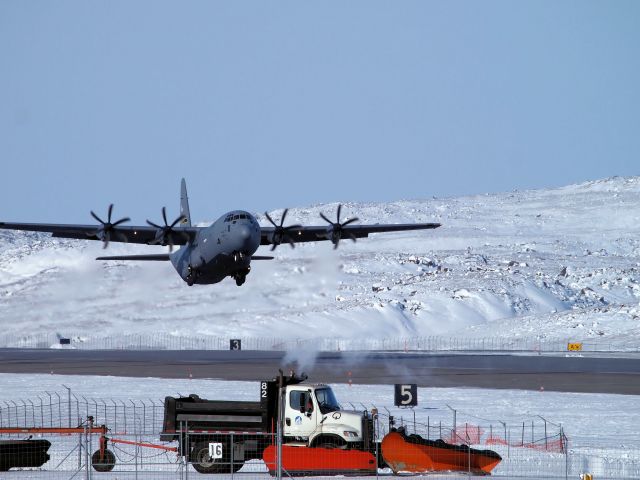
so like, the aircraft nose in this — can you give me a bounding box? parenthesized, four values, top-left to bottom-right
(238, 226, 250, 240)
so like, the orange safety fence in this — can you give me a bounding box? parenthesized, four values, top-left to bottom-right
(444, 423, 484, 445)
(484, 434, 567, 453)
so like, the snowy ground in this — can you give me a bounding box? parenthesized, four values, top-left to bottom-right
(0, 374, 638, 479)
(1, 176, 639, 348)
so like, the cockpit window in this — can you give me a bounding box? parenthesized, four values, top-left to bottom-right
(225, 213, 251, 222)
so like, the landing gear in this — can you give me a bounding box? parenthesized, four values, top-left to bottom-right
(186, 265, 197, 286)
(233, 267, 250, 287)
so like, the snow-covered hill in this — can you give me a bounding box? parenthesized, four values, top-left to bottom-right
(1, 177, 639, 347)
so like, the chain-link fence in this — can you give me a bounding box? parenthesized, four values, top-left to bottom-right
(1, 332, 636, 352)
(0, 390, 163, 435)
(1, 391, 639, 479)
(1, 426, 638, 479)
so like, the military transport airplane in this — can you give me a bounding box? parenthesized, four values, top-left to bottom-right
(0, 179, 440, 286)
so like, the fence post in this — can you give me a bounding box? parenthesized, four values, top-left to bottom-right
(100, 400, 107, 434)
(371, 408, 379, 480)
(77, 416, 83, 470)
(276, 372, 284, 480)
(120, 400, 127, 433)
(538, 415, 548, 450)
(134, 403, 139, 480)
(89, 417, 94, 480)
(20, 399, 27, 426)
(446, 405, 457, 442)
(84, 420, 89, 480)
(54, 392, 61, 427)
(531, 421, 534, 445)
(563, 427, 569, 480)
(63, 385, 72, 427)
(111, 400, 118, 434)
(37, 396, 44, 427)
(45, 393, 52, 426)
(413, 409, 416, 434)
(185, 421, 189, 480)
(231, 432, 234, 477)
(28, 399, 35, 426)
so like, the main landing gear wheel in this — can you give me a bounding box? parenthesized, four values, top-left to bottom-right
(91, 449, 116, 472)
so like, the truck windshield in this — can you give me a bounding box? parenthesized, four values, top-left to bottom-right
(314, 388, 340, 414)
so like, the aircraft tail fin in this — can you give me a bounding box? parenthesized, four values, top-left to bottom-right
(180, 178, 192, 227)
(96, 254, 171, 261)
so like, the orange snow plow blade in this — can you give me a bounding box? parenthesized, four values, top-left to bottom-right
(263, 445, 376, 476)
(381, 430, 502, 475)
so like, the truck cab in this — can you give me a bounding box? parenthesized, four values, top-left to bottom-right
(284, 384, 365, 448)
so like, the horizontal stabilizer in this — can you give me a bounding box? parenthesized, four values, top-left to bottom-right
(96, 254, 171, 261)
(251, 255, 274, 260)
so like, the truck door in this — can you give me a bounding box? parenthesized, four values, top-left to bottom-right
(284, 389, 317, 439)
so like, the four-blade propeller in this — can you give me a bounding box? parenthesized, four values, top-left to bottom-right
(146, 207, 187, 252)
(265, 209, 301, 251)
(89, 204, 131, 249)
(320, 204, 359, 249)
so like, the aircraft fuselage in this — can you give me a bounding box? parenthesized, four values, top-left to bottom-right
(170, 210, 261, 285)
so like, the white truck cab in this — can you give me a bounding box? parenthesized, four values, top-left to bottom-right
(283, 384, 364, 448)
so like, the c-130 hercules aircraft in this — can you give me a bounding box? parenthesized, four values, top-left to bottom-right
(0, 179, 440, 286)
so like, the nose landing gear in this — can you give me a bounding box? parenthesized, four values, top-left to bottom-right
(186, 265, 197, 286)
(233, 267, 250, 286)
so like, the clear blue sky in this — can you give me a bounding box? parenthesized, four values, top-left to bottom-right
(1, 1, 638, 223)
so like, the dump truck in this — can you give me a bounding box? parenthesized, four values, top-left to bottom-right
(160, 373, 376, 474)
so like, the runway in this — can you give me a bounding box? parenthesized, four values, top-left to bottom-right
(0, 349, 638, 395)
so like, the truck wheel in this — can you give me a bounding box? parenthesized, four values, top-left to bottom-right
(91, 449, 116, 472)
(191, 442, 227, 474)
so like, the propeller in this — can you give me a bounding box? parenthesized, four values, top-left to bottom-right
(264, 209, 302, 251)
(89, 204, 130, 249)
(146, 207, 188, 252)
(320, 204, 359, 249)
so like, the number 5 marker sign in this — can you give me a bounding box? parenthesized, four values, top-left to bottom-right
(394, 384, 418, 407)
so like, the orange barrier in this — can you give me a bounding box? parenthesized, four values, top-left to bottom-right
(262, 445, 376, 476)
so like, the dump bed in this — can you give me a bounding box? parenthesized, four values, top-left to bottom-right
(161, 394, 267, 441)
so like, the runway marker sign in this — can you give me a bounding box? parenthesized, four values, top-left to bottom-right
(394, 384, 418, 407)
(209, 443, 223, 459)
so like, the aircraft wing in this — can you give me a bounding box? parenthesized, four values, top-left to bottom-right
(260, 222, 441, 245)
(0, 222, 198, 246)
